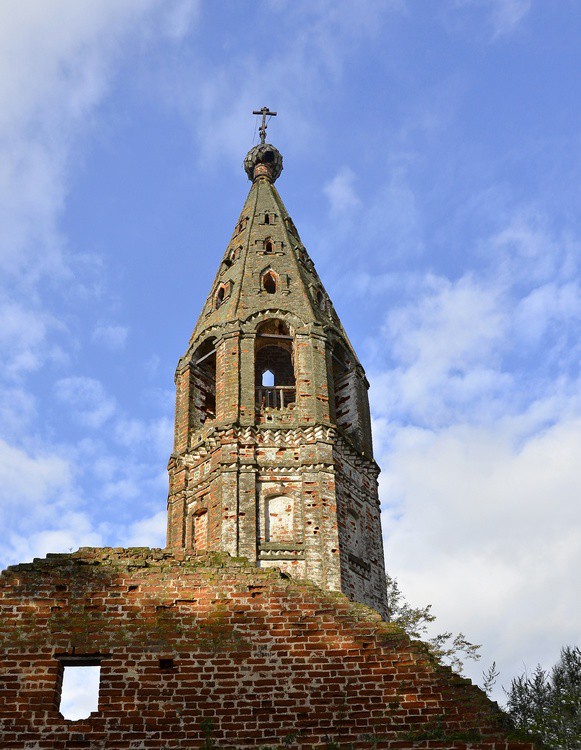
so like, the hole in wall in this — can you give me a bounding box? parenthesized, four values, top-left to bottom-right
(59, 663, 101, 720)
(159, 658, 175, 670)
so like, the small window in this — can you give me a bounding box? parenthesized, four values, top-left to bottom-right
(264, 239, 273, 254)
(262, 369, 275, 387)
(224, 247, 239, 267)
(58, 658, 101, 720)
(263, 271, 277, 294)
(215, 286, 226, 308)
(264, 214, 270, 225)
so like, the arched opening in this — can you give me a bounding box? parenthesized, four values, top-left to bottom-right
(224, 246, 240, 268)
(316, 289, 325, 310)
(215, 286, 226, 308)
(255, 319, 296, 410)
(264, 239, 274, 254)
(264, 214, 270, 225)
(192, 338, 217, 425)
(332, 342, 354, 433)
(262, 270, 277, 294)
(265, 495, 294, 542)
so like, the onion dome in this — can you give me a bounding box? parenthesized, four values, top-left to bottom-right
(243, 143, 283, 183)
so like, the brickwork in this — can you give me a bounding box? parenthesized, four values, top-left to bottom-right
(0, 548, 534, 750)
(167, 144, 388, 617)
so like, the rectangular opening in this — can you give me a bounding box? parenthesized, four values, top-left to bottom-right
(56, 655, 103, 721)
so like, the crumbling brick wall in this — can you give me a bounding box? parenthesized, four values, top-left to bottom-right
(0, 548, 534, 749)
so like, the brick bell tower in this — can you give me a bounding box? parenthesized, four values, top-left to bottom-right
(167, 110, 388, 618)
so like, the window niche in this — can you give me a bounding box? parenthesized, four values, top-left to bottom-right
(224, 246, 240, 268)
(262, 269, 277, 294)
(265, 495, 294, 542)
(191, 338, 217, 426)
(192, 508, 209, 551)
(255, 319, 296, 410)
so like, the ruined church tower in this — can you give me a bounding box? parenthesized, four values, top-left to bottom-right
(166, 121, 388, 618)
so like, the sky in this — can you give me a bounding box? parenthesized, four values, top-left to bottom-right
(1, 0, 579, 709)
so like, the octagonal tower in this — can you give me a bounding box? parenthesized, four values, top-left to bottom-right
(167, 134, 387, 617)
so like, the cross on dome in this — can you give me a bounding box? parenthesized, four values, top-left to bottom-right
(252, 106, 277, 144)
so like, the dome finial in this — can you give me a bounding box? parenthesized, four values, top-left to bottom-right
(244, 107, 283, 182)
(252, 106, 277, 144)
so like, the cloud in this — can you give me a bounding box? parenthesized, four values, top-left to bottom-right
(450, 0, 531, 38)
(92, 323, 129, 350)
(124, 509, 167, 548)
(323, 167, 361, 216)
(54, 376, 116, 428)
(368, 208, 581, 697)
(378, 410, 581, 700)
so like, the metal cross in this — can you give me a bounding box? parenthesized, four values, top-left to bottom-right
(253, 106, 277, 144)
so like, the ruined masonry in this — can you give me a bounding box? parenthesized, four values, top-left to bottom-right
(0, 132, 536, 749)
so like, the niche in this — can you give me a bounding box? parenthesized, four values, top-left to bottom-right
(265, 495, 294, 542)
(192, 509, 209, 551)
(262, 269, 277, 294)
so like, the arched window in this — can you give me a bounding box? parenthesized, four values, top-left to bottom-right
(316, 289, 325, 310)
(215, 286, 226, 308)
(264, 239, 274, 254)
(192, 338, 216, 424)
(224, 246, 240, 267)
(332, 342, 354, 433)
(255, 319, 296, 411)
(265, 495, 294, 542)
(264, 214, 270, 225)
(262, 270, 277, 294)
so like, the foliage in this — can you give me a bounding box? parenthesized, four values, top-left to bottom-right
(505, 645, 581, 750)
(482, 660, 500, 696)
(385, 574, 480, 675)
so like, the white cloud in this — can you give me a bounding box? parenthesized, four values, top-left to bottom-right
(450, 0, 531, 39)
(92, 323, 129, 350)
(54, 376, 116, 428)
(0, 439, 71, 518)
(378, 411, 581, 700)
(124, 509, 167, 548)
(370, 209, 581, 698)
(0, 302, 54, 379)
(323, 167, 361, 216)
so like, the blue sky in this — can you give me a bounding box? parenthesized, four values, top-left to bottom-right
(1, 0, 579, 705)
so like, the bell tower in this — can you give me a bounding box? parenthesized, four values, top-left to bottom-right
(167, 113, 388, 618)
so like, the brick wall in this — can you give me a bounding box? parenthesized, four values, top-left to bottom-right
(0, 548, 534, 750)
